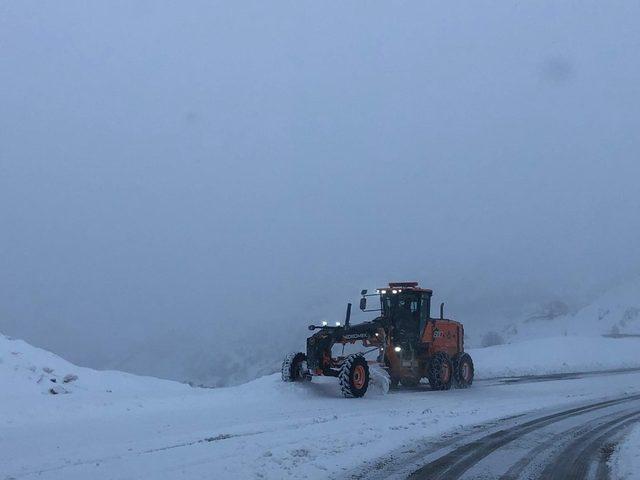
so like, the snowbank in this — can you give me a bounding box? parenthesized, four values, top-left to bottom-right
(469, 336, 640, 379)
(0, 333, 189, 398)
(610, 424, 640, 480)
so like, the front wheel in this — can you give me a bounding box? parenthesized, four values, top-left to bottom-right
(281, 352, 308, 382)
(338, 353, 369, 398)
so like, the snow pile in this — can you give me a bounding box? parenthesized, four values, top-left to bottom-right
(368, 363, 391, 394)
(610, 424, 640, 480)
(0, 333, 189, 398)
(469, 336, 640, 379)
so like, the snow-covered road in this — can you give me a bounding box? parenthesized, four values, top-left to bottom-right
(3, 367, 640, 480)
(378, 393, 640, 479)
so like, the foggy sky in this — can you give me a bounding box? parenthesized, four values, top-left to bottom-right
(2, 1, 639, 383)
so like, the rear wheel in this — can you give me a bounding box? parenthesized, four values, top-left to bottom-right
(453, 352, 474, 388)
(427, 352, 453, 390)
(339, 353, 369, 398)
(281, 352, 308, 382)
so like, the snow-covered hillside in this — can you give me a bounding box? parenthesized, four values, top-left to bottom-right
(1, 334, 189, 399)
(521, 276, 640, 337)
(469, 275, 640, 348)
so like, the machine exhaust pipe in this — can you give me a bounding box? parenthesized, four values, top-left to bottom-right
(440, 302, 445, 320)
(345, 303, 352, 328)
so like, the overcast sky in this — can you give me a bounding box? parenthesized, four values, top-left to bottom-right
(1, 1, 639, 383)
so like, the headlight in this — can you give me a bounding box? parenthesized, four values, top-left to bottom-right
(381, 290, 387, 294)
(321, 321, 328, 326)
(394, 346, 402, 352)
(392, 289, 398, 294)
(335, 321, 341, 326)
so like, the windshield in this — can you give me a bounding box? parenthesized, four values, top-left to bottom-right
(380, 294, 396, 316)
(380, 293, 420, 317)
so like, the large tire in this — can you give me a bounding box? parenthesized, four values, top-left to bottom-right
(281, 352, 308, 382)
(452, 352, 474, 388)
(427, 352, 453, 390)
(338, 353, 369, 398)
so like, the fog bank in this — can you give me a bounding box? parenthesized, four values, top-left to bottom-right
(1, 1, 639, 385)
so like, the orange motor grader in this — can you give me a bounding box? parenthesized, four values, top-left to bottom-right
(281, 282, 474, 397)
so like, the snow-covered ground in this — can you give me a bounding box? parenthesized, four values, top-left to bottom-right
(470, 336, 640, 379)
(2, 332, 640, 479)
(3, 277, 640, 478)
(611, 424, 640, 480)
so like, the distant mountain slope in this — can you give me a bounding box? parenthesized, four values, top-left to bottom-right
(478, 276, 640, 346)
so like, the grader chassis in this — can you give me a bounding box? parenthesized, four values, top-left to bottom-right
(282, 282, 474, 397)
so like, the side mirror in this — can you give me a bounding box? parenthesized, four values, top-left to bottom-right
(361, 289, 368, 295)
(359, 297, 367, 311)
(308, 324, 316, 331)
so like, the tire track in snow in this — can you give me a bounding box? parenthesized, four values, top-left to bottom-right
(496, 408, 636, 479)
(538, 411, 640, 480)
(405, 394, 640, 480)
